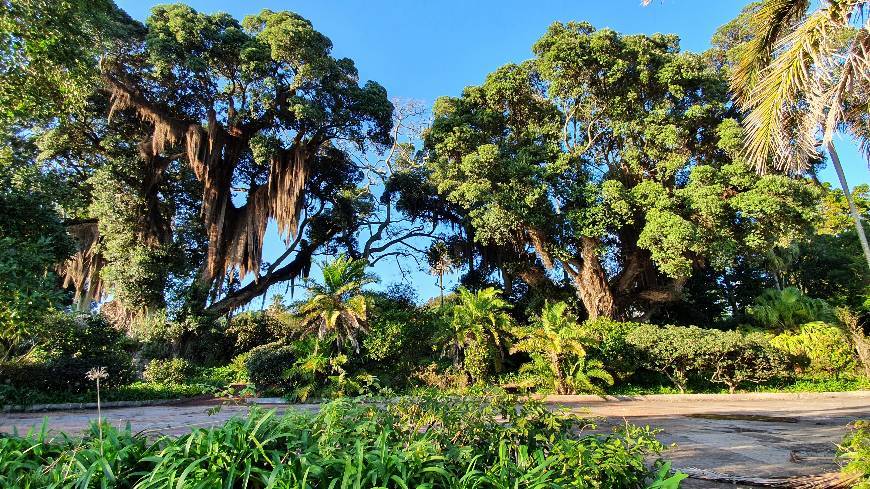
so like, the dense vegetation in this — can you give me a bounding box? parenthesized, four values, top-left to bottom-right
(0, 394, 685, 488)
(1, 0, 868, 405)
(2, 0, 870, 485)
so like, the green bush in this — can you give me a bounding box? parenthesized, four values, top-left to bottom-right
(190, 353, 251, 387)
(0, 394, 683, 487)
(839, 420, 870, 487)
(244, 342, 295, 392)
(583, 318, 643, 379)
(626, 324, 708, 393)
(749, 287, 834, 330)
(0, 382, 207, 407)
(142, 358, 191, 385)
(132, 313, 234, 366)
(0, 313, 134, 393)
(770, 321, 857, 376)
(362, 289, 440, 366)
(225, 311, 289, 356)
(700, 330, 791, 393)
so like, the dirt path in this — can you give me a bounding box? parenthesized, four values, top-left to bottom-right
(557, 393, 870, 487)
(2, 393, 868, 488)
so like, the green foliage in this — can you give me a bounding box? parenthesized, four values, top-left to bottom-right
(0, 393, 679, 487)
(0, 0, 141, 125)
(626, 325, 709, 394)
(0, 381, 207, 407)
(583, 319, 644, 380)
(189, 353, 250, 387)
(87, 167, 178, 312)
(424, 20, 819, 319)
(361, 287, 439, 369)
(749, 287, 835, 330)
(142, 358, 191, 385)
(770, 322, 857, 377)
(0, 186, 74, 361)
(443, 287, 514, 382)
(0, 312, 134, 393)
(512, 301, 612, 394)
(839, 420, 870, 488)
(298, 254, 376, 351)
(700, 330, 791, 393)
(625, 324, 797, 394)
(244, 341, 296, 393)
(225, 305, 292, 356)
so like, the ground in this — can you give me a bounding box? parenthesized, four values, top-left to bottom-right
(1, 392, 868, 488)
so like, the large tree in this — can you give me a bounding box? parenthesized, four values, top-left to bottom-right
(424, 23, 819, 319)
(29, 5, 394, 316)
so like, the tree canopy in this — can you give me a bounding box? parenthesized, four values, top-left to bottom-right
(424, 22, 820, 319)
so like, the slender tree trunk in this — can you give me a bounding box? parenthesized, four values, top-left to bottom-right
(827, 141, 870, 272)
(438, 271, 444, 307)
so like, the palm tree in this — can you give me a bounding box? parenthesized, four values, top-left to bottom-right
(427, 241, 456, 307)
(730, 0, 870, 270)
(512, 301, 601, 394)
(443, 287, 513, 381)
(297, 254, 375, 352)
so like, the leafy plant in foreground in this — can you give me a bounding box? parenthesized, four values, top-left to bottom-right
(0, 393, 681, 488)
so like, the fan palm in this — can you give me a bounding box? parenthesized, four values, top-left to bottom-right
(731, 0, 870, 269)
(512, 301, 605, 394)
(443, 287, 513, 381)
(297, 255, 375, 352)
(748, 286, 835, 331)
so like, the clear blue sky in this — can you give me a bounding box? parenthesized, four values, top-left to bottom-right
(116, 0, 870, 303)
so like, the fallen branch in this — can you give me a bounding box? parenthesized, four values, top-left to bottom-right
(678, 467, 860, 488)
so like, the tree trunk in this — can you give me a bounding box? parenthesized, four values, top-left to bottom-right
(827, 141, 870, 272)
(571, 238, 617, 319)
(551, 353, 567, 394)
(839, 308, 870, 377)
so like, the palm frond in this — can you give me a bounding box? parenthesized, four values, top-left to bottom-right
(743, 8, 843, 173)
(823, 23, 870, 146)
(732, 0, 810, 105)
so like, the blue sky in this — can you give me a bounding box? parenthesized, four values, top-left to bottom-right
(116, 0, 870, 303)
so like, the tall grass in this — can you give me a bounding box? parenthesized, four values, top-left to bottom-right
(0, 393, 684, 488)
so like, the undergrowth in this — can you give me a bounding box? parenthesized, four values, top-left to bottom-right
(0, 393, 685, 488)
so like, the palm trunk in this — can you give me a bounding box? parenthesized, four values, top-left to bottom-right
(827, 141, 870, 272)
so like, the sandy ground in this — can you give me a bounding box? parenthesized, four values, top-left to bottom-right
(2, 393, 869, 488)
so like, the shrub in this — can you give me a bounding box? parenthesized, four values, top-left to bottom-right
(770, 322, 857, 376)
(132, 313, 234, 366)
(413, 363, 471, 391)
(142, 358, 191, 385)
(0, 313, 134, 393)
(700, 331, 791, 393)
(839, 420, 870, 487)
(582, 318, 643, 379)
(362, 289, 439, 366)
(0, 394, 683, 487)
(244, 342, 295, 392)
(512, 301, 614, 394)
(626, 324, 708, 393)
(225, 310, 289, 356)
